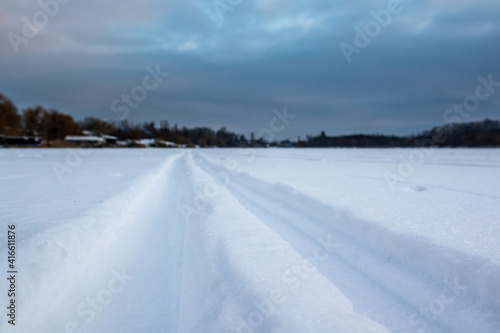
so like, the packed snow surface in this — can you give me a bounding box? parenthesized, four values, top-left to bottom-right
(1, 148, 499, 333)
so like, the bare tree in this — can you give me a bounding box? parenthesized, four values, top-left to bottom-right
(0, 94, 22, 135)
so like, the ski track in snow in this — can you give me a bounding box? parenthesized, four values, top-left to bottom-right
(1, 149, 499, 333)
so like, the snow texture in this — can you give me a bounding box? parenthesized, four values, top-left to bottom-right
(0, 148, 499, 333)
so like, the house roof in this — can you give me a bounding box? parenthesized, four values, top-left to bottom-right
(64, 136, 105, 142)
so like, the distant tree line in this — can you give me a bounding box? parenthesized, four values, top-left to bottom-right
(0, 93, 255, 147)
(1, 93, 500, 147)
(1, 94, 79, 141)
(296, 120, 500, 148)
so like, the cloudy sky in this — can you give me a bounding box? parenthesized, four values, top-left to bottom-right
(1, 0, 499, 140)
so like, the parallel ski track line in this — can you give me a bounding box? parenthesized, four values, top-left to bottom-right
(182, 152, 392, 333)
(192, 152, 500, 333)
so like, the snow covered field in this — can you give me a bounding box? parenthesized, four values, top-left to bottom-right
(1, 148, 499, 333)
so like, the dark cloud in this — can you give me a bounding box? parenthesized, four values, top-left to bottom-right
(1, 0, 499, 139)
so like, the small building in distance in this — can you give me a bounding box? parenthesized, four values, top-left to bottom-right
(64, 135, 105, 146)
(0, 135, 41, 147)
(102, 135, 118, 145)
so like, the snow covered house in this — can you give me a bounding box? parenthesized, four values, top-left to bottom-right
(64, 135, 105, 146)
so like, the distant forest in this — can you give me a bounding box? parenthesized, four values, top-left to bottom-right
(1, 93, 500, 148)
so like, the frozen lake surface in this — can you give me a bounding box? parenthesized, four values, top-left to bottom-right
(1, 148, 499, 333)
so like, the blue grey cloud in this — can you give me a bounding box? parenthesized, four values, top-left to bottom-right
(1, 0, 499, 139)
